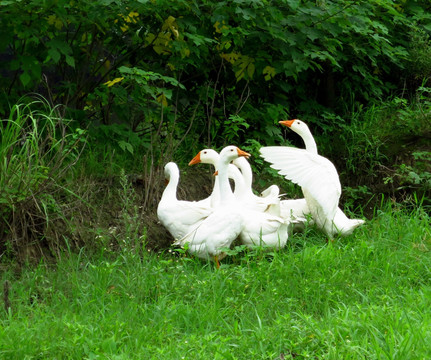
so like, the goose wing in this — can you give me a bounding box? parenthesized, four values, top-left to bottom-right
(260, 146, 341, 216)
(173, 205, 243, 251)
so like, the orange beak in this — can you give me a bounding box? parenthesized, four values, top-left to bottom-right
(188, 151, 201, 166)
(213, 170, 218, 176)
(236, 148, 251, 158)
(279, 119, 296, 128)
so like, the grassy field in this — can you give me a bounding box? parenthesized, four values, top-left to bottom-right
(0, 203, 430, 359)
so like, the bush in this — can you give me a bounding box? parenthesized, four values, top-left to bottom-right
(1, 0, 430, 149)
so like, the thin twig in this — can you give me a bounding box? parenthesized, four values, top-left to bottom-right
(173, 99, 202, 154)
(235, 81, 251, 114)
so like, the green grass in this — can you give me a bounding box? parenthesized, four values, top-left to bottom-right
(1, 204, 430, 359)
(0, 97, 86, 259)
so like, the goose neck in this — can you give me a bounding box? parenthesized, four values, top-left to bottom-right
(165, 169, 179, 201)
(302, 130, 318, 155)
(217, 160, 234, 203)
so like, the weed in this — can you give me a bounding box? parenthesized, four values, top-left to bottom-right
(0, 96, 85, 262)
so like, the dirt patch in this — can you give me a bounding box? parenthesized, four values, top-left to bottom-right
(338, 133, 431, 218)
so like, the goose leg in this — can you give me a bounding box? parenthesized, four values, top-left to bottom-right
(214, 255, 220, 269)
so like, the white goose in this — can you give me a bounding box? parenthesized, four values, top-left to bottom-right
(280, 119, 365, 236)
(279, 198, 310, 232)
(189, 149, 242, 206)
(190, 148, 290, 250)
(157, 162, 213, 241)
(239, 206, 290, 250)
(232, 156, 280, 212)
(260, 119, 364, 238)
(190, 149, 279, 213)
(230, 160, 290, 249)
(233, 152, 308, 227)
(174, 146, 249, 267)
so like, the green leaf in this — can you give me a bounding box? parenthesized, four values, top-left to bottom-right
(118, 140, 133, 154)
(247, 62, 255, 79)
(19, 71, 31, 87)
(286, 0, 300, 11)
(263, 66, 276, 81)
(235, 69, 245, 81)
(302, 28, 322, 42)
(423, 23, 431, 32)
(47, 39, 72, 56)
(48, 48, 61, 63)
(65, 54, 75, 68)
(161, 89, 173, 100)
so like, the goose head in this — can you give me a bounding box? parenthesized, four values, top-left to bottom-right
(219, 145, 251, 163)
(189, 149, 219, 166)
(279, 119, 310, 136)
(279, 118, 317, 154)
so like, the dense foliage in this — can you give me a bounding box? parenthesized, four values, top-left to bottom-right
(1, 0, 430, 151)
